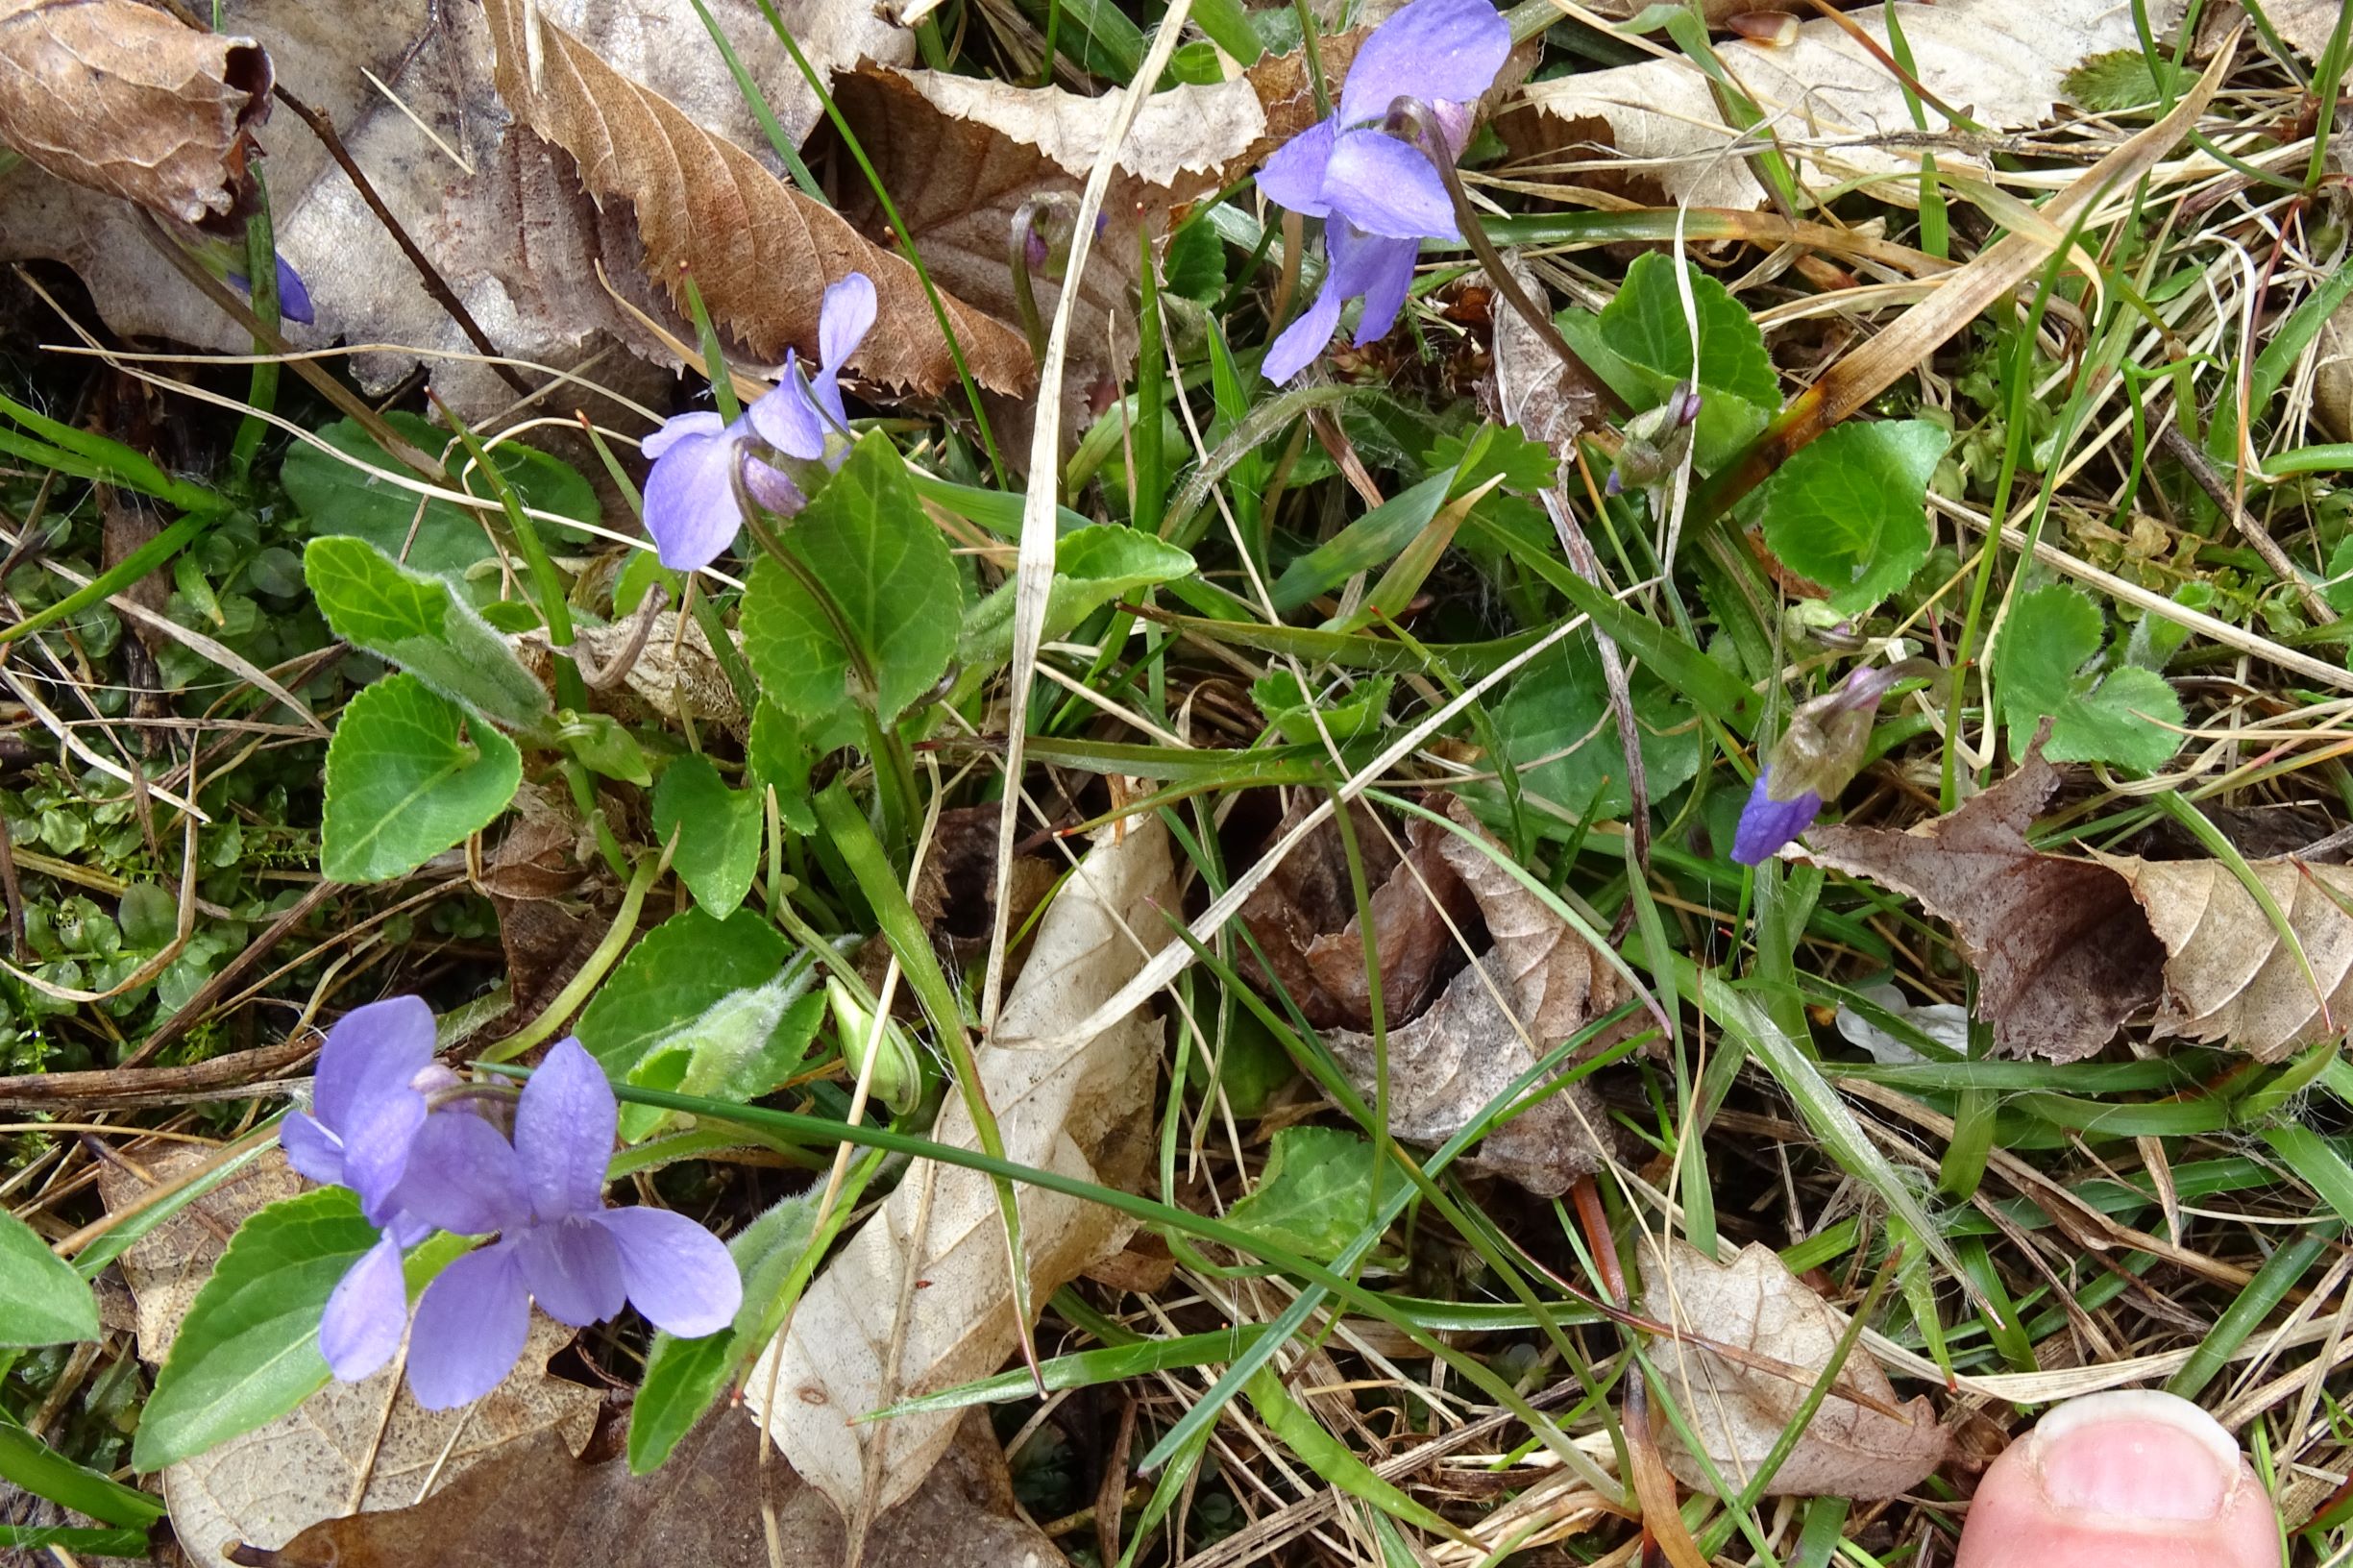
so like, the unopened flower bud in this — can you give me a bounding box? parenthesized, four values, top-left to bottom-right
(827, 977, 919, 1115)
(1607, 384, 1703, 496)
(1731, 663, 1918, 865)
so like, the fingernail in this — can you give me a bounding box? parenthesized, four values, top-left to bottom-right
(2032, 1389, 2241, 1522)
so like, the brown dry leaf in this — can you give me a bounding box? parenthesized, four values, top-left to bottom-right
(2269, 0, 2348, 60)
(96, 1145, 303, 1365)
(1237, 797, 1482, 1033)
(747, 818, 1175, 1530)
(242, 1409, 1063, 1568)
(1804, 752, 2166, 1062)
(1483, 257, 1608, 460)
(477, 0, 1030, 396)
(163, 1318, 598, 1568)
(1323, 801, 1632, 1195)
(2095, 853, 2353, 1063)
(0, 1, 909, 414)
(0, 0, 269, 232)
(1520, 0, 2185, 210)
(1638, 1237, 1950, 1500)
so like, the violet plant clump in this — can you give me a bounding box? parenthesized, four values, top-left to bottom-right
(1731, 665, 1913, 865)
(639, 271, 877, 574)
(1254, 0, 1509, 383)
(283, 1005, 741, 1406)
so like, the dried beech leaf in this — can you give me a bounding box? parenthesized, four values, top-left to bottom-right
(2094, 853, 2353, 1063)
(477, 0, 1031, 395)
(166, 1318, 598, 1568)
(748, 820, 1176, 1529)
(1804, 752, 2164, 1061)
(0, 0, 269, 230)
(1639, 1237, 1950, 1500)
(2269, 0, 2347, 61)
(1324, 803, 1631, 1194)
(1521, 0, 2185, 210)
(240, 1409, 1064, 1568)
(95, 1145, 303, 1364)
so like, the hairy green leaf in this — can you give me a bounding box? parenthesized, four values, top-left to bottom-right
(1223, 1127, 1381, 1266)
(321, 674, 522, 882)
(304, 535, 550, 728)
(574, 908, 790, 1079)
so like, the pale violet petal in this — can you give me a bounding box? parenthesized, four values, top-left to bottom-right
(743, 458, 806, 517)
(597, 1206, 743, 1338)
(1336, 0, 1511, 128)
(515, 1039, 616, 1222)
(640, 409, 725, 461)
(517, 1216, 627, 1328)
(641, 422, 745, 572)
(1324, 131, 1457, 240)
(1336, 228, 1420, 345)
(391, 1112, 529, 1237)
(747, 360, 827, 462)
(1262, 282, 1346, 384)
(818, 273, 877, 374)
(280, 1112, 344, 1189)
(319, 1235, 409, 1384)
(1256, 119, 1338, 218)
(406, 1242, 532, 1409)
(312, 995, 434, 1133)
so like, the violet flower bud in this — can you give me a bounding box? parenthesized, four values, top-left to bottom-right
(1730, 664, 1913, 865)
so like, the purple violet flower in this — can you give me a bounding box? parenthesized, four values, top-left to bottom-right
(1731, 770, 1824, 865)
(226, 253, 315, 326)
(283, 997, 447, 1382)
(640, 272, 876, 574)
(379, 1038, 742, 1409)
(1256, 0, 1509, 383)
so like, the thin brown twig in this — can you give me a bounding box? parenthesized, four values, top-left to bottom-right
(2158, 420, 2335, 625)
(270, 86, 533, 397)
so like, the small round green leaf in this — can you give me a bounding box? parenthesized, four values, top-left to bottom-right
(1759, 419, 1949, 612)
(322, 674, 523, 883)
(1223, 1127, 1380, 1266)
(650, 753, 762, 918)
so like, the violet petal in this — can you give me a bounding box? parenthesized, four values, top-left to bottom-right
(312, 995, 434, 1133)
(392, 1112, 530, 1237)
(1256, 119, 1338, 217)
(1262, 279, 1347, 384)
(516, 1216, 628, 1328)
(406, 1242, 532, 1409)
(1336, 0, 1512, 128)
(319, 1234, 409, 1384)
(515, 1039, 616, 1222)
(743, 457, 807, 517)
(1731, 773, 1824, 866)
(279, 1112, 344, 1189)
(275, 256, 315, 326)
(596, 1206, 743, 1339)
(817, 274, 876, 402)
(641, 409, 724, 461)
(748, 359, 828, 463)
(1324, 131, 1457, 240)
(641, 419, 746, 573)
(1338, 229, 1420, 346)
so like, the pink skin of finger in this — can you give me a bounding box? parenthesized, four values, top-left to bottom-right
(1954, 1390, 2281, 1568)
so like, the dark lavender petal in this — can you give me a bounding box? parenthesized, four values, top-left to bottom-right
(817, 274, 875, 386)
(641, 419, 746, 572)
(515, 1038, 615, 1222)
(1324, 130, 1457, 240)
(1731, 773, 1823, 866)
(743, 457, 806, 517)
(1256, 118, 1338, 217)
(1336, 229, 1420, 346)
(596, 1206, 743, 1338)
(516, 1215, 627, 1328)
(748, 358, 828, 462)
(312, 996, 434, 1134)
(1336, 0, 1511, 129)
(1262, 278, 1347, 384)
(280, 1112, 344, 1188)
(392, 1111, 529, 1237)
(275, 255, 315, 326)
(641, 409, 724, 461)
(320, 1235, 409, 1384)
(406, 1242, 531, 1409)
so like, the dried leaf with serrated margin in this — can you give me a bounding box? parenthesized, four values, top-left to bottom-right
(477, 0, 1031, 396)
(1639, 1237, 1950, 1500)
(0, 0, 270, 231)
(1803, 751, 2165, 1061)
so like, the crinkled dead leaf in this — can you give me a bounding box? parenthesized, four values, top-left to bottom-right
(747, 818, 1175, 1530)
(477, 0, 1030, 396)
(233, 1409, 1064, 1568)
(0, 1, 912, 413)
(1639, 1237, 1950, 1500)
(2094, 853, 2353, 1063)
(0, 0, 269, 232)
(1484, 257, 1608, 464)
(95, 1146, 598, 1568)
(1237, 797, 1481, 1033)
(514, 611, 746, 735)
(1323, 802, 1632, 1194)
(1804, 752, 2165, 1061)
(1520, 0, 2185, 210)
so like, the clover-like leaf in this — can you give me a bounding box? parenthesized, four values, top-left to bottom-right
(1994, 584, 2185, 772)
(1759, 420, 1949, 612)
(321, 674, 523, 883)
